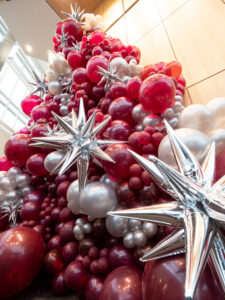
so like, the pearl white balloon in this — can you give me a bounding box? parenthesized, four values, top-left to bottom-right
(67, 180, 81, 215)
(5, 190, 21, 202)
(175, 95, 183, 103)
(79, 182, 117, 218)
(123, 232, 135, 249)
(209, 128, 225, 155)
(133, 230, 147, 246)
(0, 190, 6, 202)
(110, 57, 129, 78)
(106, 214, 128, 238)
(143, 222, 157, 238)
(132, 104, 149, 124)
(179, 104, 214, 133)
(207, 97, 225, 129)
(16, 174, 30, 188)
(48, 81, 61, 96)
(44, 151, 65, 174)
(158, 128, 210, 168)
(52, 55, 68, 73)
(0, 171, 7, 180)
(129, 219, 142, 231)
(45, 69, 58, 82)
(7, 167, 22, 178)
(0, 177, 16, 191)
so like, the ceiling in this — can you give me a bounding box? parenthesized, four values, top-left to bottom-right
(46, 0, 102, 19)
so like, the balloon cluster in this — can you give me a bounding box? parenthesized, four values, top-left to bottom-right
(0, 167, 32, 224)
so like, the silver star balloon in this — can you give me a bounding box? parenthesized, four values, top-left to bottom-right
(28, 70, 48, 98)
(62, 2, 86, 25)
(109, 120, 225, 300)
(30, 98, 121, 190)
(97, 64, 123, 91)
(56, 29, 69, 49)
(0, 198, 23, 225)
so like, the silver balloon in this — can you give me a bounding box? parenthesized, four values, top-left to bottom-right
(0, 171, 7, 180)
(169, 117, 179, 129)
(16, 174, 30, 188)
(123, 232, 135, 249)
(60, 105, 69, 116)
(142, 114, 161, 128)
(0, 190, 6, 202)
(132, 104, 149, 124)
(129, 219, 142, 231)
(5, 190, 21, 202)
(207, 97, 225, 129)
(7, 167, 22, 178)
(83, 223, 92, 234)
(20, 185, 33, 197)
(110, 57, 129, 78)
(44, 151, 65, 174)
(73, 224, 84, 241)
(0, 177, 16, 191)
(158, 128, 210, 169)
(100, 174, 117, 189)
(175, 95, 183, 103)
(76, 218, 85, 226)
(143, 222, 157, 238)
(163, 108, 174, 120)
(179, 104, 214, 133)
(79, 182, 117, 218)
(133, 230, 147, 247)
(67, 180, 81, 215)
(106, 214, 128, 238)
(172, 101, 184, 113)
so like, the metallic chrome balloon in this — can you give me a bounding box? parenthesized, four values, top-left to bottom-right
(83, 223, 92, 234)
(132, 104, 149, 124)
(123, 232, 135, 249)
(133, 230, 147, 247)
(158, 128, 210, 169)
(79, 182, 117, 218)
(179, 104, 214, 133)
(143, 222, 157, 238)
(106, 214, 129, 238)
(48, 81, 61, 96)
(16, 174, 30, 188)
(142, 114, 161, 128)
(44, 151, 65, 174)
(7, 167, 22, 178)
(0, 177, 16, 191)
(109, 120, 225, 299)
(67, 180, 81, 215)
(129, 219, 142, 231)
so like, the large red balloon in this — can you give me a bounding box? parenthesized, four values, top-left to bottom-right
(100, 265, 142, 300)
(0, 227, 46, 299)
(142, 255, 224, 300)
(0, 156, 14, 171)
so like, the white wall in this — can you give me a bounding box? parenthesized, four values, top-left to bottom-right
(0, 0, 60, 61)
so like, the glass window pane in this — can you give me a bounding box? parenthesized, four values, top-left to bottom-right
(2, 110, 16, 129)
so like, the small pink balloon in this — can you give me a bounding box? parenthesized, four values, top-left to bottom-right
(100, 265, 142, 300)
(0, 156, 14, 171)
(21, 94, 41, 116)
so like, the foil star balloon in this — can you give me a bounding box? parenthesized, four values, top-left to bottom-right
(0, 198, 23, 225)
(28, 71, 48, 98)
(62, 2, 86, 25)
(30, 98, 121, 190)
(97, 64, 123, 91)
(109, 120, 225, 300)
(57, 29, 69, 49)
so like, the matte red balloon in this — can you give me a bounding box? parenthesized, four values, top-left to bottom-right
(4, 134, 33, 167)
(142, 255, 224, 300)
(0, 227, 45, 299)
(0, 156, 14, 171)
(100, 265, 142, 300)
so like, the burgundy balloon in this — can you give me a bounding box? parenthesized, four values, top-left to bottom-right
(48, 235, 63, 250)
(85, 276, 104, 300)
(62, 241, 78, 263)
(51, 270, 70, 296)
(20, 201, 41, 221)
(24, 190, 45, 204)
(100, 265, 142, 300)
(109, 244, 134, 269)
(26, 153, 48, 176)
(64, 260, 89, 290)
(59, 220, 75, 244)
(0, 227, 45, 299)
(57, 181, 71, 198)
(60, 207, 74, 222)
(142, 255, 224, 300)
(43, 249, 64, 275)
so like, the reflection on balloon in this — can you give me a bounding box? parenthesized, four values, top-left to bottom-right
(207, 97, 225, 129)
(158, 128, 210, 168)
(209, 129, 225, 155)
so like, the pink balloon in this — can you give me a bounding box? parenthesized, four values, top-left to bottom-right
(100, 265, 142, 300)
(216, 148, 225, 181)
(0, 156, 14, 171)
(142, 255, 224, 300)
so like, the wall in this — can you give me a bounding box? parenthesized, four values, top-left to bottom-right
(94, 0, 225, 105)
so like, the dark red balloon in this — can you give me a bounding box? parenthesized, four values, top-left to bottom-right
(43, 249, 64, 275)
(51, 270, 70, 296)
(4, 134, 33, 167)
(26, 153, 48, 176)
(64, 260, 88, 290)
(100, 265, 142, 300)
(85, 275, 104, 300)
(0, 227, 45, 299)
(109, 97, 135, 124)
(109, 245, 133, 269)
(142, 255, 224, 300)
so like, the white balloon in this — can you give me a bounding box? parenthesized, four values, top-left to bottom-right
(52, 54, 68, 74)
(44, 151, 65, 174)
(209, 129, 225, 155)
(48, 81, 61, 96)
(207, 97, 225, 129)
(67, 180, 81, 215)
(45, 69, 58, 82)
(110, 57, 129, 78)
(178, 104, 214, 133)
(158, 128, 211, 168)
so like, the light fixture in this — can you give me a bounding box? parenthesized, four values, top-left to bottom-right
(25, 44, 33, 53)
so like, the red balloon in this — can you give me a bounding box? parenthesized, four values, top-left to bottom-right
(139, 74, 175, 113)
(4, 134, 34, 167)
(100, 266, 142, 300)
(0, 156, 14, 171)
(0, 227, 45, 299)
(26, 153, 48, 176)
(21, 94, 41, 116)
(142, 255, 224, 300)
(215, 148, 225, 181)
